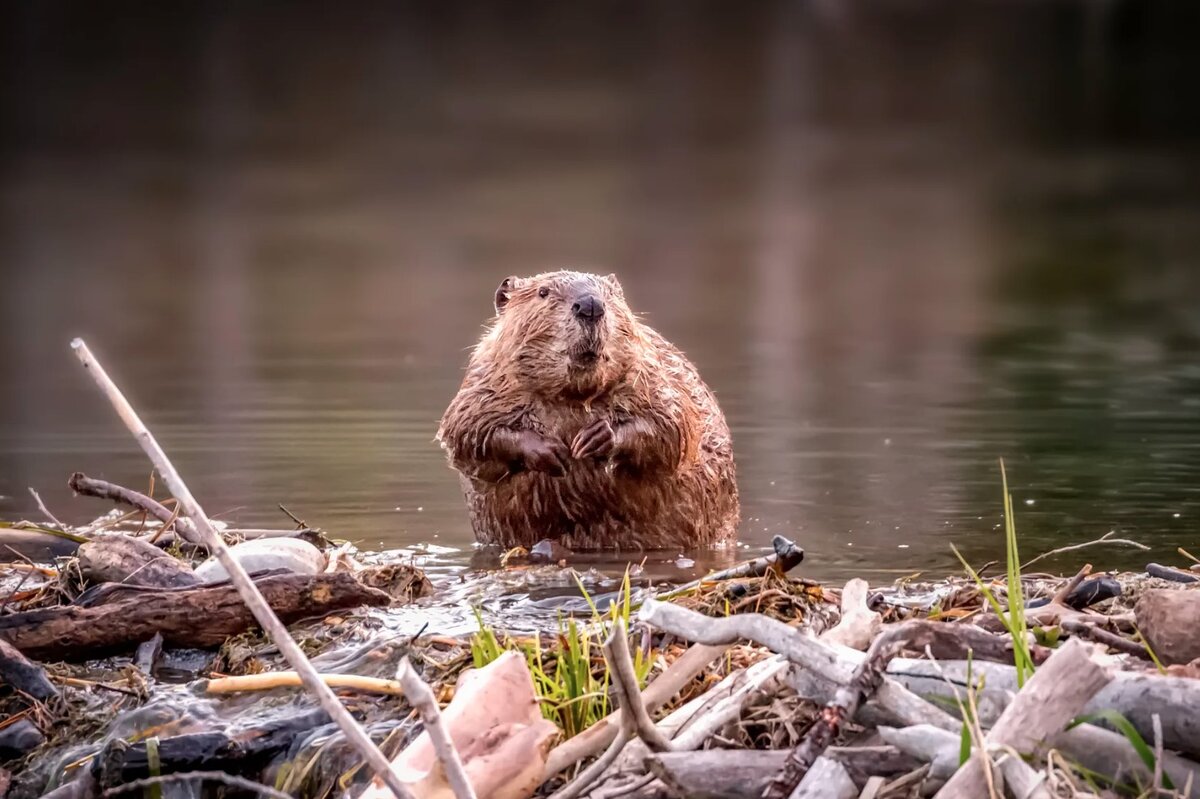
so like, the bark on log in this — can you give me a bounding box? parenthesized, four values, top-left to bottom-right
(1135, 588, 1200, 665)
(645, 750, 788, 799)
(642, 748, 916, 799)
(0, 638, 57, 701)
(77, 536, 200, 588)
(886, 657, 1200, 759)
(934, 639, 1111, 799)
(0, 573, 390, 660)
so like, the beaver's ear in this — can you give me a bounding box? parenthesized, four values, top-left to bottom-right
(494, 276, 518, 315)
(604, 273, 624, 298)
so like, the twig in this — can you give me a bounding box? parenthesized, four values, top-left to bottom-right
(1050, 563, 1092, 607)
(395, 657, 476, 799)
(604, 619, 674, 752)
(279, 503, 307, 528)
(71, 338, 413, 799)
(68, 472, 200, 544)
(28, 487, 67, 530)
(1060, 619, 1151, 661)
(763, 620, 931, 798)
(1021, 532, 1148, 571)
(657, 535, 804, 600)
(102, 770, 294, 799)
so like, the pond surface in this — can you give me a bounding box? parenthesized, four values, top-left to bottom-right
(2, 2, 1199, 581)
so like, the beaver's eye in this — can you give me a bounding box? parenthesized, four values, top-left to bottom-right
(538, 287, 550, 298)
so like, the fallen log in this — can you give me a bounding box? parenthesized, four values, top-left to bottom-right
(98, 708, 331, 785)
(886, 657, 1200, 759)
(934, 638, 1111, 799)
(0, 573, 391, 660)
(76, 536, 200, 588)
(643, 747, 920, 799)
(883, 723, 1200, 799)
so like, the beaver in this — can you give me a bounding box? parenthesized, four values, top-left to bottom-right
(437, 270, 739, 551)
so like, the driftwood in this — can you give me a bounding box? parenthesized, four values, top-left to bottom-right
(934, 638, 1111, 799)
(394, 657, 477, 799)
(819, 578, 881, 651)
(0, 638, 57, 701)
(788, 756, 857, 799)
(1146, 563, 1199, 584)
(639, 599, 961, 734)
(76, 536, 200, 588)
(765, 621, 923, 797)
(72, 339, 412, 799)
(98, 708, 330, 784)
(68, 472, 200, 545)
(886, 657, 1200, 759)
(0, 572, 390, 660)
(883, 722, 1200, 799)
(645, 750, 789, 799)
(1136, 588, 1200, 665)
(658, 535, 804, 601)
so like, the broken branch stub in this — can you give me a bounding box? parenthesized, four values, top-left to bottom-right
(70, 338, 415, 799)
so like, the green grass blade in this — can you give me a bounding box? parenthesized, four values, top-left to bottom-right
(1070, 710, 1173, 790)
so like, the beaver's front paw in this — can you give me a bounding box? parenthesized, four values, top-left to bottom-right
(571, 418, 616, 460)
(518, 432, 572, 476)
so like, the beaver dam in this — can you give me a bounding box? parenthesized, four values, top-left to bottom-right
(0, 342, 1198, 799)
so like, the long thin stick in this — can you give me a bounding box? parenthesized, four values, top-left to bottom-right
(394, 658, 476, 799)
(206, 671, 406, 696)
(71, 339, 412, 799)
(28, 487, 67, 530)
(1020, 531, 1148, 571)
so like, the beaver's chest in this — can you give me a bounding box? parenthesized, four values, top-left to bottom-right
(532, 397, 616, 444)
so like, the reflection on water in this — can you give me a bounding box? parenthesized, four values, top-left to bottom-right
(2, 2, 1199, 580)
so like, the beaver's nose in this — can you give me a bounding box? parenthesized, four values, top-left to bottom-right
(572, 294, 604, 322)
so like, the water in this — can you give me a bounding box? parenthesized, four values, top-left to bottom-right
(2, 2, 1199, 581)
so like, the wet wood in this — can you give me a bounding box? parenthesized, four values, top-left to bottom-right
(0, 638, 57, 701)
(887, 657, 1200, 758)
(77, 536, 200, 588)
(933, 639, 1110, 799)
(0, 573, 391, 660)
(68, 472, 201, 545)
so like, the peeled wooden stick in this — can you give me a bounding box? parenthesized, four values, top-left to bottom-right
(934, 638, 1111, 799)
(206, 672, 405, 696)
(70, 339, 413, 799)
(395, 658, 476, 799)
(604, 619, 674, 752)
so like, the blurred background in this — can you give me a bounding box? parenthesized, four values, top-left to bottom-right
(1, 1, 1198, 579)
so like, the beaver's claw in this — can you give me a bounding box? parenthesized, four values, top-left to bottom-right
(572, 418, 616, 460)
(521, 434, 572, 476)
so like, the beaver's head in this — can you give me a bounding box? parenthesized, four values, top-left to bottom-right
(483, 270, 642, 399)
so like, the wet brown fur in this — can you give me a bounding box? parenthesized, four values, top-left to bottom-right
(437, 270, 739, 550)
